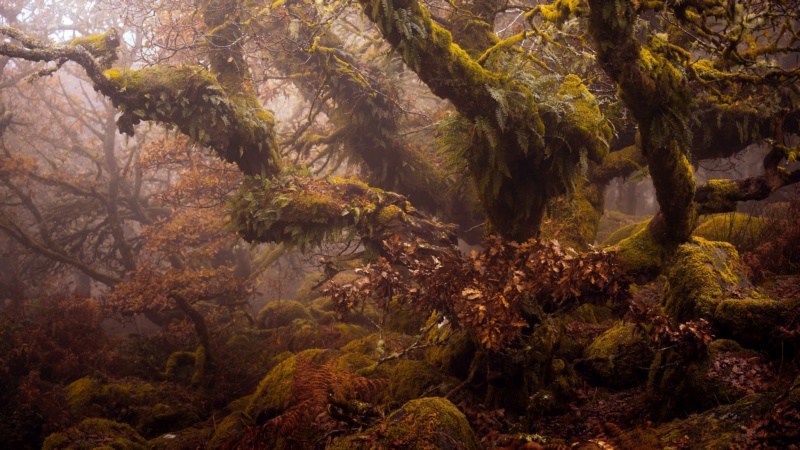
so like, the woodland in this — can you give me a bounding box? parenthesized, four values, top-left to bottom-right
(1, 0, 800, 448)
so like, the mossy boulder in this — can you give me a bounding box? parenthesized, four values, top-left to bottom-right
(662, 237, 754, 323)
(375, 359, 459, 404)
(424, 322, 477, 379)
(714, 297, 786, 349)
(231, 349, 376, 448)
(206, 410, 250, 450)
(693, 212, 765, 253)
(42, 418, 148, 450)
(582, 321, 652, 388)
(64, 377, 203, 438)
(149, 426, 213, 450)
(330, 397, 481, 450)
(612, 393, 772, 449)
(648, 340, 763, 417)
(245, 349, 333, 423)
(256, 300, 312, 329)
(655, 394, 772, 449)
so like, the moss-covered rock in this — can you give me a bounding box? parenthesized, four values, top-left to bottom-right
(582, 321, 652, 388)
(149, 426, 213, 450)
(206, 410, 250, 450)
(714, 297, 786, 349)
(424, 322, 477, 379)
(662, 237, 754, 322)
(375, 359, 459, 404)
(64, 377, 203, 438)
(648, 340, 763, 417)
(693, 212, 765, 253)
(330, 397, 481, 450)
(655, 394, 772, 449)
(245, 349, 331, 423)
(256, 300, 312, 329)
(42, 418, 148, 450)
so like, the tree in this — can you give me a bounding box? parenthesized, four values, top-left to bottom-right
(1, 0, 798, 265)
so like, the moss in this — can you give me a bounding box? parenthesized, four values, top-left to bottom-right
(138, 403, 201, 439)
(662, 237, 753, 322)
(582, 321, 653, 388)
(696, 179, 739, 214)
(376, 204, 405, 225)
(100, 65, 280, 177)
(602, 218, 649, 247)
(206, 410, 250, 450)
(64, 377, 203, 438)
(257, 300, 312, 329)
(557, 75, 612, 162)
(43, 419, 148, 450)
(246, 349, 330, 422)
(613, 222, 666, 275)
(540, 181, 604, 251)
(330, 397, 481, 450)
(539, 0, 584, 27)
(149, 427, 212, 450)
(424, 322, 477, 379)
(648, 340, 761, 418)
(191, 346, 206, 387)
(163, 351, 196, 382)
(655, 394, 771, 449)
(714, 297, 785, 349)
(375, 359, 459, 404)
(692, 212, 765, 253)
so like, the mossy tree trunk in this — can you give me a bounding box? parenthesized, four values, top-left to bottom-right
(587, 0, 696, 247)
(358, 0, 611, 242)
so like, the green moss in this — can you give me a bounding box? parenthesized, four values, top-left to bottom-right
(163, 351, 196, 382)
(582, 321, 652, 388)
(246, 349, 329, 421)
(613, 222, 666, 275)
(648, 339, 761, 418)
(149, 427, 213, 450)
(697, 179, 739, 214)
(424, 322, 477, 379)
(375, 359, 459, 404)
(257, 300, 312, 329)
(539, 0, 584, 28)
(207, 411, 250, 450)
(693, 212, 765, 253)
(43, 419, 148, 450)
(64, 377, 203, 438)
(138, 403, 201, 439)
(714, 297, 785, 349)
(655, 394, 771, 449)
(330, 397, 481, 450)
(602, 219, 649, 247)
(376, 204, 405, 225)
(662, 237, 753, 322)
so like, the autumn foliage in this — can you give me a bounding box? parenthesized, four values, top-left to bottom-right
(327, 236, 630, 350)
